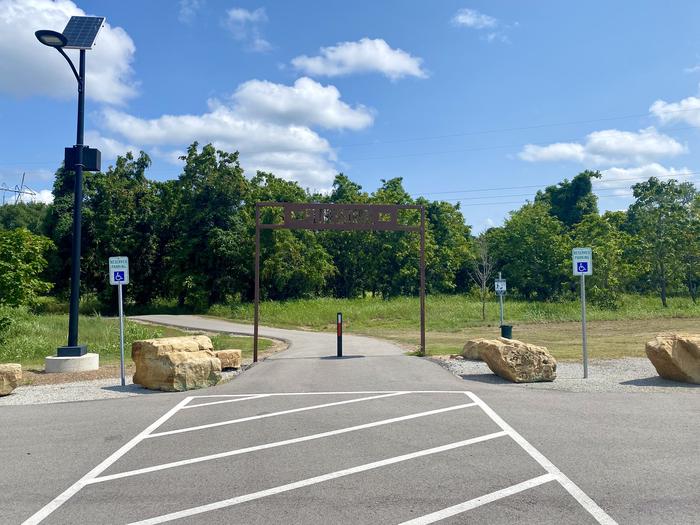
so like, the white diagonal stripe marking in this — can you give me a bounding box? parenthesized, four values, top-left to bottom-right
(127, 431, 508, 525)
(398, 473, 557, 524)
(90, 402, 477, 484)
(146, 391, 409, 438)
(465, 392, 618, 525)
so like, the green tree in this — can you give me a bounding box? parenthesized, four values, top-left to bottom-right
(85, 151, 161, 307)
(490, 202, 569, 300)
(250, 171, 336, 300)
(0, 202, 49, 235)
(318, 174, 372, 298)
(165, 143, 250, 308)
(571, 213, 632, 308)
(0, 228, 54, 306)
(535, 170, 601, 228)
(627, 177, 697, 306)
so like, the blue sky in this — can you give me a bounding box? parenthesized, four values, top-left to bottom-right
(2, 0, 700, 231)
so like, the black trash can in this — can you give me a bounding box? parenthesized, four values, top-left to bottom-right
(500, 325, 513, 339)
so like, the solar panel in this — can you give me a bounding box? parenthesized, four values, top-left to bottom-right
(62, 16, 105, 50)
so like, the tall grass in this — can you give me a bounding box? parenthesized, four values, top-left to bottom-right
(0, 306, 168, 365)
(0, 306, 273, 366)
(208, 294, 700, 334)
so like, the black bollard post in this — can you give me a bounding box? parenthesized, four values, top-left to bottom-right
(337, 312, 343, 357)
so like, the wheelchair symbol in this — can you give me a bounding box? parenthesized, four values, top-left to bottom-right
(114, 271, 125, 282)
(577, 262, 588, 273)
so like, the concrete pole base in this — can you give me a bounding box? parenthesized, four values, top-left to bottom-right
(45, 353, 99, 373)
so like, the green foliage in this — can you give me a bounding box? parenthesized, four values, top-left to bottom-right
(0, 202, 50, 235)
(535, 170, 601, 227)
(571, 213, 632, 309)
(489, 202, 569, 300)
(0, 228, 54, 306)
(23, 142, 700, 312)
(626, 177, 698, 306)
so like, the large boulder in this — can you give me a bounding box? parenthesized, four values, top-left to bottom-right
(645, 333, 700, 384)
(0, 363, 22, 396)
(462, 339, 488, 360)
(215, 349, 242, 370)
(479, 338, 556, 383)
(132, 336, 221, 392)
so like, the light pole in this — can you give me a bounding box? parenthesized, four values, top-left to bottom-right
(35, 17, 104, 357)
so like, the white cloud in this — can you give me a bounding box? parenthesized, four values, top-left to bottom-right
(178, 0, 204, 24)
(519, 127, 686, 166)
(596, 163, 693, 197)
(291, 38, 427, 80)
(684, 64, 700, 74)
(0, 0, 137, 105)
(232, 77, 373, 129)
(32, 189, 54, 204)
(85, 130, 139, 162)
(97, 78, 373, 189)
(650, 96, 700, 127)
(224, 7, 270, 52)
(452, 8, 498, 29)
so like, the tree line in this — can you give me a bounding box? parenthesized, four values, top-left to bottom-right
(1, 143, 698, 311)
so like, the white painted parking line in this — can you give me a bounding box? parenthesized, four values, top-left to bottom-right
(89, 402, 478, 484)
(183, 393, 271, 409)
(464, 392, 618, 525)
(146, 391, 409, 438)
(187, 390, 471, 398)
(398, 473, 557, 524)
(127, 431, 509, 525)
(22, 396, 193, 525)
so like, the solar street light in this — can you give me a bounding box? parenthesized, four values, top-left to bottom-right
(35, 16, 105, 358)
(34, 30, 67, 48)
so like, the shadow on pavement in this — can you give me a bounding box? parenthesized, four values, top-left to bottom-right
(620, 376, 700, 389)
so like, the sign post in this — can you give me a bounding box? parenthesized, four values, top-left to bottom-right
(337, 312, 343, 358)
(495, 273, 507, 327)
(572, 248, 592, 378)
(109, 256, 129, 386)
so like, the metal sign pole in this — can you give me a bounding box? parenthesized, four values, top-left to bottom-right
(118, 283, 125, 386)
(337, 312, 343, 357)
(581, 274, 588, 379)
(498, 272, 504, 326)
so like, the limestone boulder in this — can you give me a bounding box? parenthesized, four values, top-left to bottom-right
(461, 339, 489, 360)
(132, 336, 221, 392)
(0, 363, 22, 396)
(215, 349, 242, 370)
(645, 333, 700, 384)
(480, 337, 556, 383)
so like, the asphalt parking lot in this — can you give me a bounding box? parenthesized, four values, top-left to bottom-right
(27, 390, 614, 524)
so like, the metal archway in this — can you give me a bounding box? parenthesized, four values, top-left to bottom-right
(253, 202, 426, 361)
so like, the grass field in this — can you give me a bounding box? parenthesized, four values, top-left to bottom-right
(208, 294, 700, 360)
(0, 307, 270, 366)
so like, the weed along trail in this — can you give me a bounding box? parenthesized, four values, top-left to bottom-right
(5, 314, 694, 524)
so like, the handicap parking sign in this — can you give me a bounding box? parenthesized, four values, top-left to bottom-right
(572, 248, 592, 276)
(109, 256, 129, 285)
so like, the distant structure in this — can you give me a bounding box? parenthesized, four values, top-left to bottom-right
(0, 173, 38, 205)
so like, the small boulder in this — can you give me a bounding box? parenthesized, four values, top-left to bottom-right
(216, 349, 242, 370)
(645, 333, 700, 384)
(462, 339, 489, 360)
(132, 336, 221, 392)
(479, 337, 556, 383)
(0, 363, 22, 396)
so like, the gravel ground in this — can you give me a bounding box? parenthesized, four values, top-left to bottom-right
(431, 356, 700, 393)
(0, 369, 242, 406)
